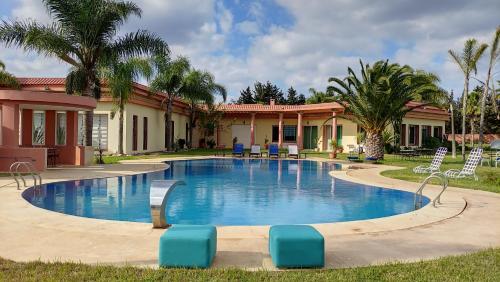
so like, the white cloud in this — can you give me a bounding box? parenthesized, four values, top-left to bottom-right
(1, 0, 499, 102)
(236, 21, 260, 35)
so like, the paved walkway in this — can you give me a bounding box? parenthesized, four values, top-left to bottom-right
(0, 157, 499, 269)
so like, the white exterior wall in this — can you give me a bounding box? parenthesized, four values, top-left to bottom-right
(401, 117, 446, 147)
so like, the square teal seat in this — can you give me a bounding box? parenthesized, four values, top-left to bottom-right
(159, 225, 217, 268)
(269, 225, 324, 268)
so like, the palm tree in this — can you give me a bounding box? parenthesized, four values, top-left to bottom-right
(466, 88, 481, 147)
(448, 39, 487, 159)
(0, 59, 19, 88)
(100, 57, 152, 155)
(150, 55, 190, 151)
(479, 27, 500, 147)
(328, 60, 441, 160)
(306, 88, 334, 104)
(180, 69, 227, 148)
(0, 0, 167, 146)
(449, 91, 457, 158)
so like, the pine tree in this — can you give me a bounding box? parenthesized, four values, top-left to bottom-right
(286, 87, 298, 104)
(297, 93, 306, 105)
(236, 86, 255, 104)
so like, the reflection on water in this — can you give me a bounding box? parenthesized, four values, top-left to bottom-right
(23, 159, 427, 225)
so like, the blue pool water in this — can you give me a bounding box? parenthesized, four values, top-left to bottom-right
(23, 159, 427, 226)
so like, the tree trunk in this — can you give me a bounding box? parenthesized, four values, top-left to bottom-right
(82, 84, 95, 147)
(165, 97, 173, 151)
(118, 105, 124, 155)
(461, 77, 469, 161)
(450, 103, 456, 158)
(365, 131, 384, 160)
(479, 60, 493, 147)
(470, 119, 474, 148)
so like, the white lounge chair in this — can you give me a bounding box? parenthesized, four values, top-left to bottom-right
(287, 144, 304, 159)
(413, 147, 448, 174)
(444, 148, 483, 181)
(495, 151, 500, 168)
(249, 145, 262, 158)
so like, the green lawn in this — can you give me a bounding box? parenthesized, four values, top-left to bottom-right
(1, 249, 498, 281)
(377, 155, 500, 194)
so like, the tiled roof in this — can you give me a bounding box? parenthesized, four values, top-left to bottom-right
(16, 77, 66, 85)
(219, 102, 344, 112)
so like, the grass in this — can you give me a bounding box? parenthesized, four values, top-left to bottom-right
(0, 249, 498, 281)
(377, 154, 500, 194)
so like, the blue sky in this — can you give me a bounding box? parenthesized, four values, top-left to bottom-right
(1, 0, 499, 101)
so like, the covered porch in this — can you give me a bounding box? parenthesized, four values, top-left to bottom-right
(0, 89, 97, 171)
(217, 102, 347, 151)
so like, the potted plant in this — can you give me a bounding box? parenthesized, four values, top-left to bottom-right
(329, 139, 338, 159)
(337, 145, 344, 153)
(264, 137, 269, 149)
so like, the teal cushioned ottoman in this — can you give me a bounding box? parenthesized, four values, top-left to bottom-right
(159, 225, 217, 268)
(269, 225, 324, 268)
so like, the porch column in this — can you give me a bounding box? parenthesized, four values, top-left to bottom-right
(45, 110, 56, 146)
(1, 102, 20, 147)
(297, 112, 303, 149)
(66, 111, 78, 146)
(250, 113, 256, 145)
(21, 109, 33, 146)
(331, 112, 337, 149)
(278, 113, 283, 147)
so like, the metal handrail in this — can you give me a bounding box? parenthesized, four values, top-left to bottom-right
(9, 161, 42, 190)
(150, 180, 185, 228)
(414, 172, 448, 208)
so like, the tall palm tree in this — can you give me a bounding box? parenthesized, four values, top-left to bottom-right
(466, 88, 481, 147)
(150, 55, 190, 151)
(328, 60, 441, 160)
(180, 69, 227, 148)
(0, 59, 19, 88)
(306, 88, 334, 104)
(100, 57, 152, 155)
(0, 0, 167, 146)
(448, 39, 487, 159)
(479, 27, 500, 146)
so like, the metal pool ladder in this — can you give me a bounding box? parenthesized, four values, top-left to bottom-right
(9, 161, 42, 190)
(414, 172, 448, 209)
(150, 180, 185, 228)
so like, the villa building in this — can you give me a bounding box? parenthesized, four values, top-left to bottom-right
(0, 78, 449, 171)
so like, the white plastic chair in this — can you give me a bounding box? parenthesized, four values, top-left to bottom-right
(249, 145, 262, 158)
(444, 148, 483, 181)
(494, 151, 500, 168)
(287, 144, 299, 159)
(413, 147, 448, 174)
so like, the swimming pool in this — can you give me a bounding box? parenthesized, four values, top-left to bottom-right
(23, 159, 428, 226)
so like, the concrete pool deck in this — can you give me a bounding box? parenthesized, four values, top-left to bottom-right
(0, 156, 499, 270)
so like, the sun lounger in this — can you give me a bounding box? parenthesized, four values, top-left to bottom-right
(268, 143, 279, 158)
(232, 143, 244, 157)
(413, 147, 448, 174)
(286, 144, 306, 159)
(444, 148, 483, 181)
(249, 145, 262, 158)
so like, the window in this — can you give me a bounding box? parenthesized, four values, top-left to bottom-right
(272, 125, 279, 142)
(409, 125, 419, 146)
(143, 117, 148, 150)
(32, 111, 45, 145)
(56, 112, 66, 145)
(185, 122, 189, 142)
(422, 125, 432, 140)
(336, 125, 343, 146)
(283, 125, 297, 142)
(92, 114, 108, 149)
(132, 115, 138, 151)
(77, 113, 85, 145)
(433, 126, 443, 140)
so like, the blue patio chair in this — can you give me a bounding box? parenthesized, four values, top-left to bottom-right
(268, 143, 279, 158)
(232, 143, 244, 157)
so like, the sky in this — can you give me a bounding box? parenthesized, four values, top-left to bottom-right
(1, 0, 499, 101)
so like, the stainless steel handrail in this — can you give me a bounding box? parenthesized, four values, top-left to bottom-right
(150, 180, 186, 228)
(9, 161, 42, 190)
(414, 172, 448, 208)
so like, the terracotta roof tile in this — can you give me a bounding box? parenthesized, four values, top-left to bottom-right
(16, 77, 66, 85)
